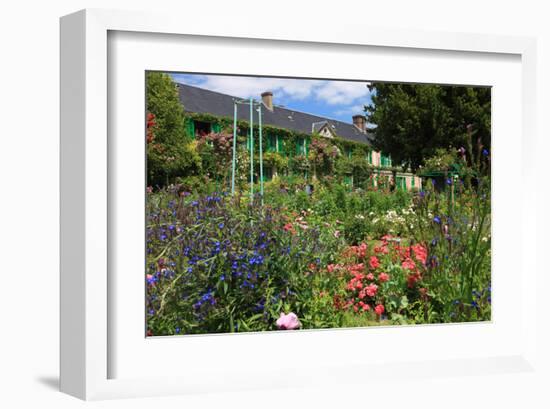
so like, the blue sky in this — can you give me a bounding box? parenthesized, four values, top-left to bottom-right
(169, 73, 373, 124)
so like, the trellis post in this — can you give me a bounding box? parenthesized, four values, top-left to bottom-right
(231, 101, 237, 195)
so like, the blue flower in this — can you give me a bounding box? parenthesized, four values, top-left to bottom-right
(482, 149, 489, 156)
(433, 216, 441, 224)
(218, 222, 224, 229)
(191, 201, 199, 206)
(175, 327, 181, 334)
(446, 178, 452, 185)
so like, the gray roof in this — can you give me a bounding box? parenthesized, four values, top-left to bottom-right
(176, 83, 372, 145)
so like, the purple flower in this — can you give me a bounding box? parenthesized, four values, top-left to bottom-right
(433, 216, 441, 224)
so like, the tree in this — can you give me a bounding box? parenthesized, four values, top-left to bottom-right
(365, 83, 491, 172)
(146, 72, 200, 187)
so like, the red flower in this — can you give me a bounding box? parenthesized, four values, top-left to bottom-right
(366, 273, 375, 281)
(327, 264, 338, 273)
(283, 223, 296, 234)
(411, 244, 428, 264)
(378, 272, 390, 283)
(374, 245, 389, 254)
(365, 283, 378, 297)
(374, 304, 385, 316)
(407, 272, 422, 288)
(369, 256, 380, 269)
(402, 258, 416, 270)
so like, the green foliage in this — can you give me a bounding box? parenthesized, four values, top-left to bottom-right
(146, 72, 200, 186)
(366, 83, 491, 172)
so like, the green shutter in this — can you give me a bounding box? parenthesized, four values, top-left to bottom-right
(305, 138, 310, 155)
(186, 119, 195, 138)
(367, 151, 372, 164)
(212, 123, 221, 133)
(411, 177, 415, 188)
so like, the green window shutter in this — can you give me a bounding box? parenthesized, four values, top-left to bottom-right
(367, 151, 372, 164)
(186, 119, 195, 138)
(411, 177, 415, 188)
(212, 123, 221, 133)
(305, 138, 310, 155)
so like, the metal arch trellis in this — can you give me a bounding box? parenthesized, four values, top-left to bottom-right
(231, 97, 264, 205)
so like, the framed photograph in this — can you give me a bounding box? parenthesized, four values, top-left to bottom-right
(60, 9, 538, 400)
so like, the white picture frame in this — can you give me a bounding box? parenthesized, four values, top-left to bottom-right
(60, 8, 539, 401)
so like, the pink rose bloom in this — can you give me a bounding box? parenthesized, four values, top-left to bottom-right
(369, 256, 380, 269)
(366, 283, 378, 297)
(378, 272, 390, 283)
(375, 304, 385, 316)
(402, 258, 416, 270)
(334, 230, 341, 238)
(276, 312, 301, 330)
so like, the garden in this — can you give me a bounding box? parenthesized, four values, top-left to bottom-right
(145, 73, 491, 336)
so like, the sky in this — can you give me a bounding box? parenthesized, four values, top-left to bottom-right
(169, 73, 373, 124)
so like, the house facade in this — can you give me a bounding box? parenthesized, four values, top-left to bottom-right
(176, 83, 421, 191)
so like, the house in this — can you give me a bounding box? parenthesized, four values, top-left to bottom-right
(176, 83, 421, 191)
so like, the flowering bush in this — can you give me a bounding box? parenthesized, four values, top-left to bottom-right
(333, 237, 429, 323)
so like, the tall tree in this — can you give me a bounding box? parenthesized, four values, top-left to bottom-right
(365, 83, 491, 172)
(146, 72, 200, 187)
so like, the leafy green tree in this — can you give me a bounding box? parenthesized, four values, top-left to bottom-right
(365, 83, 491, 172)
(146, 72, 200, 187)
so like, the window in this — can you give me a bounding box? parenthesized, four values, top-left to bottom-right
(194, 120, 211, 137)
(346, 148, 352, 158)
(381, 153, 392, 167)
(267, 134, 277, 153)
(395, 176, 407, 190)
(262, 166, 273, 182)
(296, 137, 306, 155)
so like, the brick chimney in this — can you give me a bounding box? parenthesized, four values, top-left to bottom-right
(261, 91, 273, 111)
(352, 114, 366, 132)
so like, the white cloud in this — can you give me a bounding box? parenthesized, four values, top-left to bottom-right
(314, 81, 371, 105)
(333, 104, 367, 117)
(179, 75, 323, 101)
(172, 74, 372, 109)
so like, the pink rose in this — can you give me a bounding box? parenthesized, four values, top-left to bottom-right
(375, 304, 385, 316)
(365, 283, 378, 297)
(378, 272, 390, 283)
(276, 312, 301, 330)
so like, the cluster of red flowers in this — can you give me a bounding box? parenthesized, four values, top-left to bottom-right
(146, 112, 156, 144)
(332, 236, 429, 318)
(375, 236, 428, 289)
(333, 243, 387, 317)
